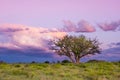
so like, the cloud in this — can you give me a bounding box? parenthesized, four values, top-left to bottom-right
(61, 20, 96, 32)
(100, 42, 120, 61)
(0, 46, 66, 63)
(0, 24, 67, 50)
(102, 45, 120, 60)
(0, 23, 120, 62)
(108, 42, 120, 48)
(77, 20, 96, 32)
(62, 20, 77, 32)
(80, 42, 120, 62)
(116, 42, 120, 46)
(98, 20, 120, 31)
(0, 24, 28, 33)
(82, 44, 120, 62)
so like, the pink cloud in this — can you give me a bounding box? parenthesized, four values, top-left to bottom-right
(98, 20, 120, 31)
(77, 20, 96, 32)
(0, 24, 67, 50)
(62, 20, 77, 32)
(61, 20, 96, 32)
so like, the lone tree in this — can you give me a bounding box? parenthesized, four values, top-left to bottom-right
(51, 35, 101, 64)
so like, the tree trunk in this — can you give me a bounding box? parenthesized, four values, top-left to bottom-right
(76, 58, 80, 64)
(75, 56, 80, 64)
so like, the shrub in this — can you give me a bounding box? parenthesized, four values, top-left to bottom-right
(31, 61, 36, 64)
(14, 64, 21, 68)
(57, 61, 61, 63)
(87, 60, 106, 63)
(61, 60, 71, 63)
(44, 61, 50, 64)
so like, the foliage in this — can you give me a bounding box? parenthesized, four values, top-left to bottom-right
(51, 35, 101, 63)
(61, 60, 71, 63)
(44, 61, 50, 64)
(31, 61, 36, 64)
(0, 62, 120, 80)
(87, 59, 106, 63)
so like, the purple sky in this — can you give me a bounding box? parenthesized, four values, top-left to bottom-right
(0, 0, 120, 27)
(0, 0, 120, 62)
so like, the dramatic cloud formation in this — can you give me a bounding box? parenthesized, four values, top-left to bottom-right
(0, 24, 66, 50)
(0, 46, 66, 63)
(0, 22, 120, 63)
(0, 22, 96, 63)
(98, 20, 120, 31)
(61, 20, 96, 32)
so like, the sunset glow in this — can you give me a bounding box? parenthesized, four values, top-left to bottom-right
(0, 0, 120, 63)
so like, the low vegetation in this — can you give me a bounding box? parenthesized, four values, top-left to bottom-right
(0, 61, 120, 80)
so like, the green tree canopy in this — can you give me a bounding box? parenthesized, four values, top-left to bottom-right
(51, 35, 101, 64)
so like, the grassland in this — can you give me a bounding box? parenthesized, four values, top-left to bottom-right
(0, 61, 120, 80)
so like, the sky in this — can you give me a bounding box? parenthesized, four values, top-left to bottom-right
(0, 0, 120, 63)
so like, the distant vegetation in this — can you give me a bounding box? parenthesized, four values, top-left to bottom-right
(0, 61, 120, 80)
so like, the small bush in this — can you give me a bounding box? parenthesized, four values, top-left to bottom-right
(14, 64, 21, 68)
(31, 61, 36, 64)
(61, 60, 71, 63)
(87, 60, 106, 63)
(44, 61, 50, 64)
(57, 61, 61, 63)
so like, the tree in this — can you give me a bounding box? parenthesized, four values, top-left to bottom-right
(51, 35, 101, 64)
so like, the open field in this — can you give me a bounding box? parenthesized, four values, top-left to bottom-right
(0, 61, 120, 80)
